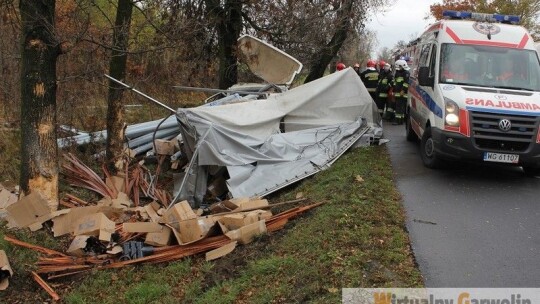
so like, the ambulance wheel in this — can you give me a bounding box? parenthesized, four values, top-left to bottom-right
(420, 127, 442, 169)
(523, 166, 540, 177)
(405, 114, 418, 142)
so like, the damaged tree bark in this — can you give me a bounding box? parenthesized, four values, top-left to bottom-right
(106, 0, 133, 172)
(19, 0, 59, 210)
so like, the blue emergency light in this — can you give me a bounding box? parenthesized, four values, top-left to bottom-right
(442, 10, 520, 24)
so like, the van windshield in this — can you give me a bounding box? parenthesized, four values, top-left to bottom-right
(439, 43, 540, 91)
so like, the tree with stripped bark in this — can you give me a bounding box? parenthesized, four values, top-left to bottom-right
(105, 0, 134, 172)
(19, 0, 61, 210)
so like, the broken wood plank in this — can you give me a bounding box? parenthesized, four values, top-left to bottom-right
(4, 236, 67, 257)
(31, 271, 60, 301)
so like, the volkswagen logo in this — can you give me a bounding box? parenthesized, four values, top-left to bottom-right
(498, 119, 512, 132)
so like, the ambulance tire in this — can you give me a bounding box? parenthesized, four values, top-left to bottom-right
(405, 114, 418, 142)
(522, 166, 540, 177)
(420, 127, 442, 169)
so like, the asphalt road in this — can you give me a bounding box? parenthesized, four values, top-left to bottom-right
(384, 121, 540, 287)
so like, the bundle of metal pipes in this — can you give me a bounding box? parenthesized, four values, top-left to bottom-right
(57, 116, 181, 156)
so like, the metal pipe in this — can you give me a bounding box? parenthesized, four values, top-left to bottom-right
(104, 74, 176, 113)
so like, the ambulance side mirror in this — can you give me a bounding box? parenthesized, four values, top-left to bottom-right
(418, 66, 434, 87)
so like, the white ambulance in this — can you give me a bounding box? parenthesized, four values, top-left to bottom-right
(405, 11, 540, 175)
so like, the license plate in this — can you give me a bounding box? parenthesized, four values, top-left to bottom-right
(483, 152, 519, 164)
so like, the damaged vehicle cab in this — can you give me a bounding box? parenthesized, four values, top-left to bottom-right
(405, 11, 540, 175)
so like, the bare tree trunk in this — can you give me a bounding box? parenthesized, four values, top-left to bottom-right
(304, 0, 354, 83)
(19, 0, 59, 210)
(206, 0, 243, 89)
(106, 0, 133, 172)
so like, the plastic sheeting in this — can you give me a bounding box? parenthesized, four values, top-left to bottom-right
(174, 68, 382, 205)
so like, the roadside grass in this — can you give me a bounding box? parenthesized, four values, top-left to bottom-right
(0, 145, 423, 303)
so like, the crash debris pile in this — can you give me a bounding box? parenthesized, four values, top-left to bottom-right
(0, 159, 321, 300)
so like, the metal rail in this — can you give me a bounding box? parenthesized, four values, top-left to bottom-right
(104, 74, 176, 113)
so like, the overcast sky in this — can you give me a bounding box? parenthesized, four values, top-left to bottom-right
(367, 0, 438, 55)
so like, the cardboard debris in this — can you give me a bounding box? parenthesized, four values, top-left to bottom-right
(144, 203, 161, 222)
(28, 209, 71, 232)
(173, 217, 218, 244)
(163, 200, 197, 230)
(209, 198, 269, 213)
(66, 235, 91, 257)
(234, 198, 269, 211)
(73, 212, 116, 242)
(0, 250, 13, 291)
(106, 175, 126, 194)
(0, 189, 18, 209)
(145, 225, 172, 246)
(0, 189, 18, 220)
(154, 139, 175, 155)
(225, 220, 267, 244)
(6, 192, 50, 228)
(205, 241, 237, 261)
(112, 192, 132, 209)
(96, 196, 113, 207)
(52, 206, 121, 237)
(218, 210, 272, 231)
(123, 222, 163, 233)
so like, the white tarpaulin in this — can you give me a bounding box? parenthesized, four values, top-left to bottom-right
(174, 68, 382, 205)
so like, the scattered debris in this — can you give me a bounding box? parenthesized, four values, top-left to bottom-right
(0, 35, 384, 299)
(0, 250, 13, 291)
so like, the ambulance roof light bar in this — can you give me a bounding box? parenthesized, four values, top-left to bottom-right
(442, 10, 520, 24)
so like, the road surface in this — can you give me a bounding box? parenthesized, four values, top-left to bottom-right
(384, 122, 540, 287)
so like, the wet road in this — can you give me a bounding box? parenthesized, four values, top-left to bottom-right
(384, 122, 540, 287)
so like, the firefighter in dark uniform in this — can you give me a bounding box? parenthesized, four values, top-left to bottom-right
(392, 59, 410, 125)
(376, 61, 393, 119)
(359, 59, 379, 102)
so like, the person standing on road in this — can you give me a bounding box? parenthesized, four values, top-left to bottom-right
(360, 59, 379, 102)
(375, 61, 393, 119)
(392, 59, 410, 125)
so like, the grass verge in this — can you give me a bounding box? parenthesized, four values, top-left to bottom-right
(0, 145, 423, 303)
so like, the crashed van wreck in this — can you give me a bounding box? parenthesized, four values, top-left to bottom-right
(64, 35, 383, 207)
(174, 67, 383, 206)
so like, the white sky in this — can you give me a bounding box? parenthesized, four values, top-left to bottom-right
(367, 0, 438, 55)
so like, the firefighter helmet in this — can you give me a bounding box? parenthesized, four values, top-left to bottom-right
(378, 60, 386, 68)
(353, 63, 360, 68)
(336, 62, 346, 71)
(367, 59, 377, 68)
(395, 59, 410, 71)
